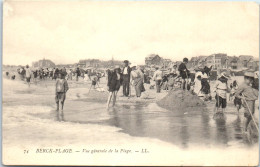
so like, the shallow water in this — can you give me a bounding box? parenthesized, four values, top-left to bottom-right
(3, 77, 255, 149)
(59, 101, 248, 148)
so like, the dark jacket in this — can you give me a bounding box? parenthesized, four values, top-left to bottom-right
(107, 71, 121, 92)
(203, 66, 213, 76)
(178, 63, 189, 78)
(107, 71, 117, 86)
(76, 69, 81, 76)
(122, 66, 131, 77)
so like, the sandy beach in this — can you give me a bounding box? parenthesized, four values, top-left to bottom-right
(2, 76, 259, 166)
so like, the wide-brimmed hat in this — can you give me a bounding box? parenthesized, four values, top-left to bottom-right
(244, 71, 255, 78)
(221, 72, 230, 79)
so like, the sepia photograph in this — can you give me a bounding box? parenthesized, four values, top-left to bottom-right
(2, 1, 259, 166)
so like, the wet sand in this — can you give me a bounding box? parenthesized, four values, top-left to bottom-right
(2, 76, 259, 166)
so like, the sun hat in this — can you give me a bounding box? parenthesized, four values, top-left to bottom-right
(221, 72, 230, 79)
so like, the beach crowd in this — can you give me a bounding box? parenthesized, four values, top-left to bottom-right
(5, 57, 259, 134)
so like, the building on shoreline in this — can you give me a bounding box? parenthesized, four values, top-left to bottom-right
(247, 57, 259, 71)
(228, 56, 240, 70)
(32, 59, 55, 68)
(145, 54, 163, 66)
(77, 58, 123, 68)
(145, 54, 174, 69)
(78, 59, 101, 68)
(188, 54, 258, 71)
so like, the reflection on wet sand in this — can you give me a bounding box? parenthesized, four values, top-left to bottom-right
(56, 110, 65, 122)
(58, 100, 251, 148)
(5, 78, 256, 149)
(215, 118, 228, 145)
(180, 118, 189, 148)
(201, 111, 211, 145)
(233, 115, 243, 140)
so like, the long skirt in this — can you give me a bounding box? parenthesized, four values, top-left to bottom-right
(194, 79, 202, 95)
(201, 79, 210, 94)
(134, 78, 143, 97)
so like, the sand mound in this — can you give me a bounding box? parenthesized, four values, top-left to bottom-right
(157, 89, 205, 112)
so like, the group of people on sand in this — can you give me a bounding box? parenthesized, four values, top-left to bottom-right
(12, 65, 105, 84)
(14, 65, 33, 87)
(105, 58, 213, 108)
(149, 57, 210, 96)
(141, 57, 259, 133)
(191, 58, 258, 133)
(7, 59, 259, 133)
(213, 70, 259, 133)
(106, 60, 147, 108)
(16, 66, 70, 83)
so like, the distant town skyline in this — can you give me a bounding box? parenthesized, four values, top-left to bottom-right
(3, 1, 259, 66)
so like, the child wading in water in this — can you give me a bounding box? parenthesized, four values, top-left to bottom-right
(235, 71, 258, 132)
(55, 73, 69, 111)
(213, 72, 230, 114)
(106, 66, 121, 109)
(230, 80, 242, 114)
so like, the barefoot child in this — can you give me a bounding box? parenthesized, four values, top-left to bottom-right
(106, 66, 121, 108)
(230, 80, 242, 114)
(55, 73, 69, 111)
(235, 71, 258, 132)
(213, 72, 230, 113)
(91, 75, 99, 89)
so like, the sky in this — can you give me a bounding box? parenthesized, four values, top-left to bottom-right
(3, 1, 259, 66)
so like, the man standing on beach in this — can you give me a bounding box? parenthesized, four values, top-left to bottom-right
(54, 68, 59, 80)
(122, 60, 131, 97)
(55, 73, 69, 111)
(178, 58, 189, 90)
(152, 66, 163, 93)
(25, 65, 32, 87)
(76, 67, 81, 81)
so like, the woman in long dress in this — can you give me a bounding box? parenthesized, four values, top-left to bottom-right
(131, 65, 144, 98)
(201, 70, 211, 100)
(106, 66, 121, 108)
(194, 68, 203, 96)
